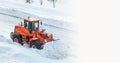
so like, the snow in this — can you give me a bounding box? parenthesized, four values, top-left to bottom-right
(0, 0, 72, 23)
(0, 0, 79, 63)
(0, 41, 78, 63)
(0, 14, 78, 63)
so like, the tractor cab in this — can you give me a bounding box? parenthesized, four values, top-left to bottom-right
(24, 17, 40, 33)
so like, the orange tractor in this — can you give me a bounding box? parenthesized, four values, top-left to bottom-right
(10, 16, 55, 49)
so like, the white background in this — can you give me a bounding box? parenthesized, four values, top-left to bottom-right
(72, 0, 120, 63)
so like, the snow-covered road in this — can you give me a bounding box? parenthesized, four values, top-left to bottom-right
(0, 0, 70, 22)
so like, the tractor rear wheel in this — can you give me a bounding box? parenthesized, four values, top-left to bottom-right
(30, 41, 43, 49)
(13, 34, 23, 45)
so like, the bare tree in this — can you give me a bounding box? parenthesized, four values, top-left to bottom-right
(53, 0, 55, 8)
(48, 0, 57, 8)
(26, 0, 31, 3)
(40, 0, 43, 5)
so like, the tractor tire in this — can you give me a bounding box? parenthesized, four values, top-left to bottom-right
(30, 41, 43, 49)
(13, 34, 23, 45)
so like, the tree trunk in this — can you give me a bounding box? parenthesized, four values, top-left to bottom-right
(53, 0, 55, 8)
(26, 0, 30, 3)
(40, 0, 43, 5)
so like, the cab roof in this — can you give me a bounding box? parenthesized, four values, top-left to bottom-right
(24, 17, 39, 22)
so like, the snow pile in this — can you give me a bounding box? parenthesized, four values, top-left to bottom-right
(40, 40, 69, 59)
(0, 35, 77, 63)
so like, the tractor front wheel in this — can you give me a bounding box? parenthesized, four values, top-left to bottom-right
(13, 34, 23, 45)
(30, 41, 43, 49)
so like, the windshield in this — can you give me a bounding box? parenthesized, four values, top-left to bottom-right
(33, 22, 38, 29)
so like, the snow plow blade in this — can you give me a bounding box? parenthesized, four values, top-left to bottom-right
(52, 39, 60, 41)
